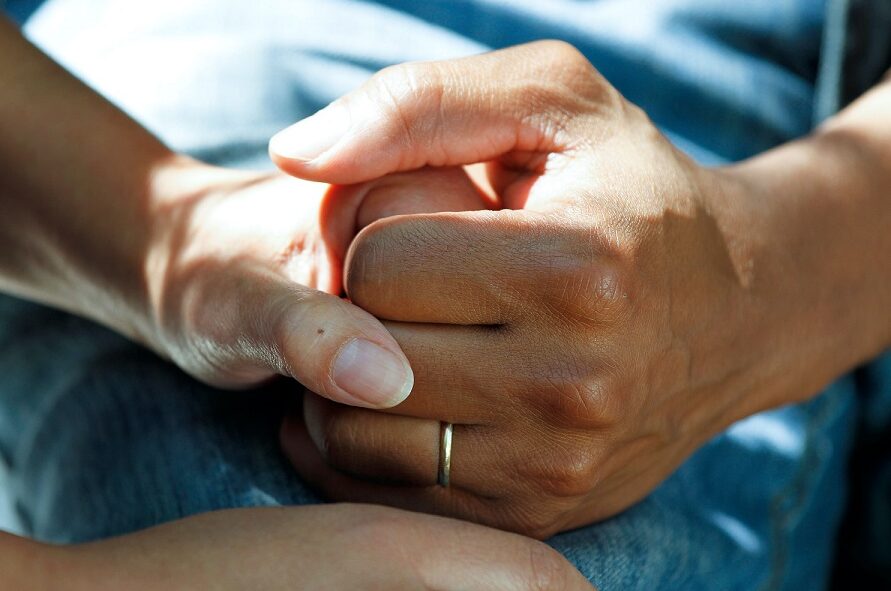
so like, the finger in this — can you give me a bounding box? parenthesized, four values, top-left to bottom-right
(319, 166, 493, 266)
(355, 166, 495, 228)
(343, 208, 556, 325)
(192, 260, 413, 408)
(281, 415, 590, 551)
(303, 393, 439, 485)
(360, 321, 510, 423)
(269, 40, 615, 184)
(281, 412, 496, 523)
(302, 394, 513, 496)
(345, 207, 622, 326)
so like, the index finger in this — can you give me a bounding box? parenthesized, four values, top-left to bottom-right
(269, 40, 609, 185)
(344, 208, 563, 325)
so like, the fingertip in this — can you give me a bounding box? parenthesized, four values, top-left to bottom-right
(269, 102, 349, 161)
(268, 146, 309, 177)
(269, 102, 385, 184)
(274, 288, 414, 409)
(268, 144, 380, 185)
(268, 140, 342, 183)
(330, 337, 414, 409)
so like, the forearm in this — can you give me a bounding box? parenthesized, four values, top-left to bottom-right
(720, 78, 891, 410)
(0, 17, 199, 348)
(0, 531, 58, 590)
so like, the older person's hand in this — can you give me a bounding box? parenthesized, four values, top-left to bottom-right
(13, 504, 592, 590)
(272, 42, 891, 538)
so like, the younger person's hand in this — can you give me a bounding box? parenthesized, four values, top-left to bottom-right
(0, 17, 492, 411)
(142, 162, 489, 408)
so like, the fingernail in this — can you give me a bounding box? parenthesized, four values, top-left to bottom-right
(332, 339, 414, 407)
(269, 102, 349, 162)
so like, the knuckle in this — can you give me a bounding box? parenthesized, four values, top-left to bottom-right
(370, 66, 419, 145)
(535, 40, 592, 73)
(506, 503, 564, 540)
(344, 510, 418, 564)
(371, 64, 419, 117)
(367, 62, 445, 163)
(531, 362, 620, 429)
(556, 380, 610, 427)
(374, 61, 435, 97)
(528, 224, 637, 325)
(524, 40, 616, 112)
(543, 254, 634, 325)
(513, 431, 599, 499)
(535, 447, 598, 498)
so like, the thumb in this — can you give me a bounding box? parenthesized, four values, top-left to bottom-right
(269, 41, 614, 185)
(276, 288, 414, 409)
(191, 262, 413, 409)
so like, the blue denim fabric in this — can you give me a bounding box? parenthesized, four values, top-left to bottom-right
(0, 1, 887, 589)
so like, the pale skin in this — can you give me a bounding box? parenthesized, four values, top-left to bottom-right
(0, 18, 592, 591)
(270, 42, 891, 538)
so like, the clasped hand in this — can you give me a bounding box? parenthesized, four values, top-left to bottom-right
(270, 41, 832, 538)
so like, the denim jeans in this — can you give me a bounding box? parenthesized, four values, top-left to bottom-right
(1, 1, 889, 589)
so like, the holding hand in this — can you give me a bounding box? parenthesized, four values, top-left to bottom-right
(142, 163, 488, 408)
(22, 504, 591, 590)
(272, 42, 887, 537)
(0, 17, 498, 412)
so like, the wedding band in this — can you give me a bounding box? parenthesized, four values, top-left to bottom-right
(437, 422, 453, 487)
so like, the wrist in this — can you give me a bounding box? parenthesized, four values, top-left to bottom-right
(63, 152, 215, 357)
(137, 156, 267, 354)
(715, 129, 891, 409)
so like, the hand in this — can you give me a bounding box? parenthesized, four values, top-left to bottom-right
(0, 18, 490, 411)
(271, 41, 886, 537)
(144, 161, 489, 408)
(26, 505, 592, 590)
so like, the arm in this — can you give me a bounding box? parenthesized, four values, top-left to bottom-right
(0, 505, 593, 590)
(271, 42, 891, 537)
(0, 532, 55, 590)
(0, 19, 580, 589)
(0, 16, 434, 407)
(721, 78, 891, 405)
(0, 15, 173, 343)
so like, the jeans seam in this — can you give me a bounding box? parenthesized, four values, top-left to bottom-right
(760, 391, 842, 591)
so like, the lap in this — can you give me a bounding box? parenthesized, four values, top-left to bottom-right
(0, 294, 866, 591)
(551, 381, 858, 589)
(0, 297, 320, 542)
(2, 1, 877, 588)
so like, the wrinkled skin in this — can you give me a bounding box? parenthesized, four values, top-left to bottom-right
(273, 41, 884, 538)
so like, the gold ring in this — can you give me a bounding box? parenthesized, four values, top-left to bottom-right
(437, 422, 453, 487)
